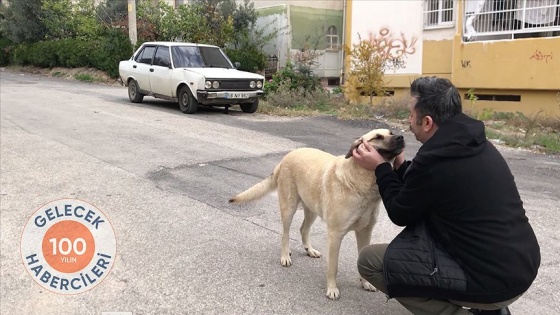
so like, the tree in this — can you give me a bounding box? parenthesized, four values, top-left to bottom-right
(96, 0, 128, 26)
(41, 0, 100, 40)
(344, 33, 387, 105)
(1, 0, 46, 43)
(136, 0, 233, 46)
(222, 0, 286, 72)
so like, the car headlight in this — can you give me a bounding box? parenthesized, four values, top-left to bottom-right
(212, 81, 220, 89)
(250, 81, 256, 89)
(205, 81, 212, 89)
(256, 81, 263, 89)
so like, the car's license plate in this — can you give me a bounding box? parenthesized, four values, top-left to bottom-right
(225, 92, 250, 99)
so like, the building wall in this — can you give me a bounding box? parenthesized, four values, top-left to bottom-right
(349, 0, 424, 75)
(451, 36, 560, 91)
(253, 0, 342, 11)
(254, 1, 344, 79)
(346, 0, 560, 116)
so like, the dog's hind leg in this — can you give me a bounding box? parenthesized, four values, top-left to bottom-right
(355, 226, 378, 292)
(300, 206, 321, 258)
(278, 181, 299, 267)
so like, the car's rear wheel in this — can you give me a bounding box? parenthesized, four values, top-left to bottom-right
(240, 99, 259, 113)
(178, 86, 198, 114)
(128, 79, 144, 103)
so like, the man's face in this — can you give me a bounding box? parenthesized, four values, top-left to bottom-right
(407, 97, 423, 142)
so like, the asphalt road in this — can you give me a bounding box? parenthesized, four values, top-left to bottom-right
(1, 69, 559, 315)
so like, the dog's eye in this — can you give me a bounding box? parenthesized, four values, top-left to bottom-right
(372, 134, 383, 140)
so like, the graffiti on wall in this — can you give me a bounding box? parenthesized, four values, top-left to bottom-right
(461, 60, 472, 68)
(529, 50, 553, 63)
(384, 58, 407, 70)
(364, 28, 418, 71)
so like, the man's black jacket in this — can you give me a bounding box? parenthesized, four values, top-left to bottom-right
(375, 113, 540, 303)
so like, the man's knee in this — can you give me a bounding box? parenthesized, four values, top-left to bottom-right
(357, 243, 387, 277)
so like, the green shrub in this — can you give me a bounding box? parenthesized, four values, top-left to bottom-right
(225, 46, 266, 73)
(264, 62, 322, 97)
(10, 29, 131, 78)
(0, 37, 13, 66)
(89, 29, 132, 77)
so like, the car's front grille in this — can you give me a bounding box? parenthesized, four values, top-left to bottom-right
(214, 80, 257, 90)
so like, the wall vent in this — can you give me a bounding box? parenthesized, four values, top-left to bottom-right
(464, 94, 521, 102)
(360, 90, 395, 96)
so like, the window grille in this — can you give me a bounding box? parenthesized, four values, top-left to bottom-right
(424, 0, 455, 28)
(464, 0, 560, 41)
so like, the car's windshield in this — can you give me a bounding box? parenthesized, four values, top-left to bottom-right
(171, 46, 233, 69)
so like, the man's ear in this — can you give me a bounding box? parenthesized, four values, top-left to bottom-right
(422, 115, 435, 132)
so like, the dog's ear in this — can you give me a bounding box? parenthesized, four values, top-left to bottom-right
(345, 138, 363, 159)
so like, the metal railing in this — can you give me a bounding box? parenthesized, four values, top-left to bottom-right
(464, 0, 560, 41)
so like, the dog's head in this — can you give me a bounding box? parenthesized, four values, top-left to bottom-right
(344, 128, 405, 161)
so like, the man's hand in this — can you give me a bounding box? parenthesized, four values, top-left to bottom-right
(393, 151, 406, 171)
(352, 139, 386, 171)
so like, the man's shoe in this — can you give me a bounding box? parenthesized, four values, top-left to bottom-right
(468, 307, 511, 315)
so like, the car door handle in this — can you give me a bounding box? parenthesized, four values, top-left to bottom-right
(133, 65, 137, 68)
(150, 68, 154, 72)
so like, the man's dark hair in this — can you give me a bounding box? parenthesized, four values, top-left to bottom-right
(410, 77, 462, 126)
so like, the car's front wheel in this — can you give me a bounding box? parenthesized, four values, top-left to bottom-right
(128, 79, 144, 103)
(240, 99, 259, 113)
(178, 86, 198, 114)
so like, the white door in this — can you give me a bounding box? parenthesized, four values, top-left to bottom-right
(133, 45, 157, 93)
(149, 46, 174, 97)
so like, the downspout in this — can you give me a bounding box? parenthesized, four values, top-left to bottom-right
(340, 0, 347, 85)
(452, 0, 465, 83)
(341, 0, 352, 85)
(287, 3, 292, 67)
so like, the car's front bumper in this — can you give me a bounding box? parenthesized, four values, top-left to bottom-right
(197, 90, 263, 105)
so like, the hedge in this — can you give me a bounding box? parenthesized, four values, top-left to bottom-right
(10, 29, 132, 78)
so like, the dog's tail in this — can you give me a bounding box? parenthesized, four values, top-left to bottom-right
(229, 164, 280, 204)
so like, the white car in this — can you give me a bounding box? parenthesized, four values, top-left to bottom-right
(119, 41, 265, 114)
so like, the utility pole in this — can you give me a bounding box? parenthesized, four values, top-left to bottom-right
(128, 0, 138, 48)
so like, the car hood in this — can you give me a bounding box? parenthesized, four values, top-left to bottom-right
(180, 68, 264, 80)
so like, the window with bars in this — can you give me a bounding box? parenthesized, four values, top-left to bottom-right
(424, 0, 455, 28)
(326, 25, 339, 50)
(463, 0, 560, 41)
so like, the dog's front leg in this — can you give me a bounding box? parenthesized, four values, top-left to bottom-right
(355, 227, 377, 292)
(326, 231, 344, 300)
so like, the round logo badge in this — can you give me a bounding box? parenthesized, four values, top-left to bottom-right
(20, 199, 116, 294)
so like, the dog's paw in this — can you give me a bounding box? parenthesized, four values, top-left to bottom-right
(305, 247, 322, 258)
(326, 287, 340, 300)
(280, 256, 292, 267)
(360, 278, 377, 292)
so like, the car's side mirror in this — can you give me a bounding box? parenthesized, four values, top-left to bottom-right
(234, 62, 241, 69)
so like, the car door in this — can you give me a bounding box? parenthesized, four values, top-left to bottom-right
(132, 45, 156, 93)
(149, 46, 174, 97)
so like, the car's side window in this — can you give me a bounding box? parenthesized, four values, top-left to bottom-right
(135, 46, 156, 64)
(153, 46, 171, 68)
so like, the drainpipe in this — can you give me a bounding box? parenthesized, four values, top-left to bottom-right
(340, 0, 348, 85)
(452, 0, 466, 83)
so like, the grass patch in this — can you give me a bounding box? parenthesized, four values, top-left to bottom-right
(52, 71, 66, 77)
(73, 73, 103, 83)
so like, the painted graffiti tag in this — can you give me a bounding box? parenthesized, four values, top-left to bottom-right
(383, 57, 407, 71)
(368, 28, 418, 71)
(461, 60, 471, 68)
(529, 50, 553, 63)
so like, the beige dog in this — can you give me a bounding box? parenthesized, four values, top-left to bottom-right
(229, 129, 405, 299)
